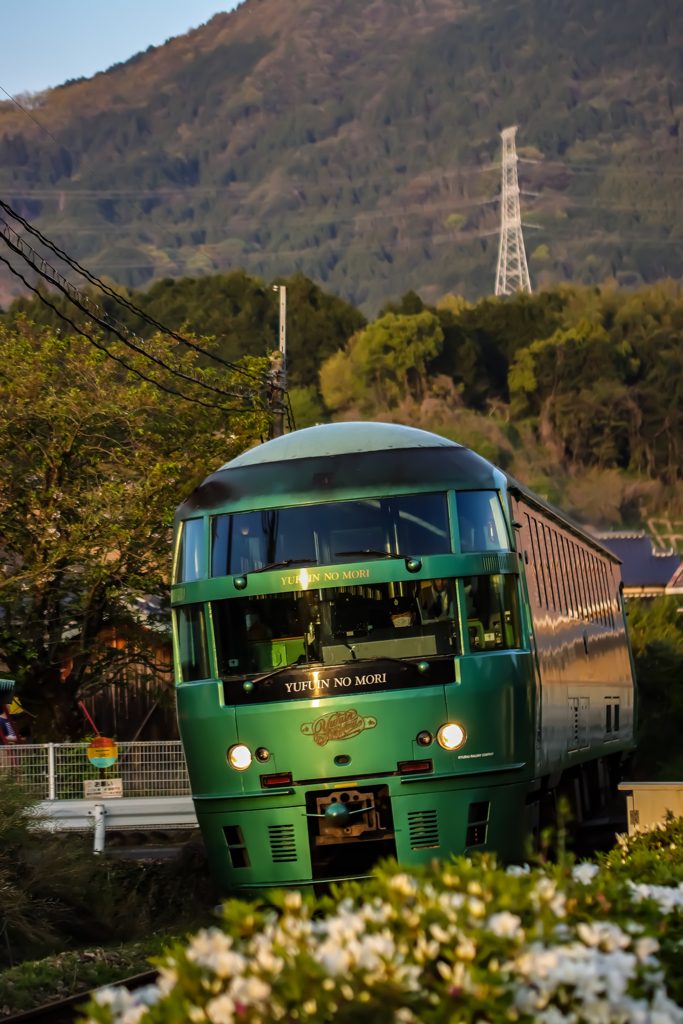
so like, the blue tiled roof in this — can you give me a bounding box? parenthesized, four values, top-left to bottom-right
(595, 532, 681, 588)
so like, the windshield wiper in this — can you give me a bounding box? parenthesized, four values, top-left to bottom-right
(335, 548, 403, 559)
(252, 660, 305, 682)
(227, 660, 321, 685)
(239, 558, 317, 578)
(341, 654, 412, 669)
(334, 549, 422, 572)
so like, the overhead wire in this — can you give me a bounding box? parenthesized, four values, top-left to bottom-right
(0, 198, 270, 387)
(0, 252, 260, 414)
(0, 219, 263, 404)
(0, 84, 218, 272)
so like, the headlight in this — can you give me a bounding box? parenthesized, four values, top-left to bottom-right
(228, 744, 252, 770)
(437, 723, 466, 750)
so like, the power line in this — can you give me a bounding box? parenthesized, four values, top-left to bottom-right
(0, 199, 269, 387)
(0, 83, 218, 272)
(0, 219, 262, 403)
(0, 252, 260, 415)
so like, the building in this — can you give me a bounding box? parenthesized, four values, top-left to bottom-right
(595, 531, 681, 600)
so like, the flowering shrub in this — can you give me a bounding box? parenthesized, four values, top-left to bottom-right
(82, 822, 683, 1024)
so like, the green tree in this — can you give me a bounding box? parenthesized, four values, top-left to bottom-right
(320, 311, 443, 414)
(0, 320, 269, 740)
(3, 271, 366, 392)
(625, 597, 683, 779)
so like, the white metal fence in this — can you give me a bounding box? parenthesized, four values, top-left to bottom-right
(0, 741, 190, 800)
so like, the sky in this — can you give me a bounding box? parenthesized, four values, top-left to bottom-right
(2, 0, 242, 97)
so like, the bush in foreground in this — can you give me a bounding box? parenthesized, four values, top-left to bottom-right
(82, 819, 683, 1024)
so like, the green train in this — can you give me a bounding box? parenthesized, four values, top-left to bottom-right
(172, 422, 636, 890)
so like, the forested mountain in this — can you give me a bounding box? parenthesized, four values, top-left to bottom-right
(1, 0, 682, 312)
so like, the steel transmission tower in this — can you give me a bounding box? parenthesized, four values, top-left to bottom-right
(494, 127, 531, 296)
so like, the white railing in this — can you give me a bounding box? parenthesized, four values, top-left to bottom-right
(0, 741, 191, 800)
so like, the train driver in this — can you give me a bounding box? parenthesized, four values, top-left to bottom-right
(418, 578, 454, 622)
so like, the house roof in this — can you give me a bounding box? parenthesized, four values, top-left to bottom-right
(666, 562, 683, 591)
(595, 531, 681, 588)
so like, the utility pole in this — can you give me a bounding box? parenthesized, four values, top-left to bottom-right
(494, 127, 531, 296)
(269, 284, 287, 438)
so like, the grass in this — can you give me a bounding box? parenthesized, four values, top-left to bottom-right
(0, 929, 203, 1016)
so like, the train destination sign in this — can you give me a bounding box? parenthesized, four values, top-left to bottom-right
(222, 657, 455, 705)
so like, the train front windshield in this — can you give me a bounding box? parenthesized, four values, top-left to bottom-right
(209, 493, 452, 577)
(213, 578, 461, 676)
(207, 574, 522, 679)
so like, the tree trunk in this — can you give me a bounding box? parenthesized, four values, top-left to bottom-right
(23, 670, 85, 742)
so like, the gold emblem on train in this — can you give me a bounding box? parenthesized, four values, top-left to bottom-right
(301, 708, 378, 746)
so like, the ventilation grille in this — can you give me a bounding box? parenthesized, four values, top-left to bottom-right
(482, 553, 515, 574)
(269, 824, 297, 863)
(408, 810, 439, 850)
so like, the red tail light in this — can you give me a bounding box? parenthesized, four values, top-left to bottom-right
(397, 759, 433, 775)
(261, 772, 293, 788)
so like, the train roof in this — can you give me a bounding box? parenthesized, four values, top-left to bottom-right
(221, 422, 460, 469)
(504, 473, 621, 564)
(178, 424, 620, 562)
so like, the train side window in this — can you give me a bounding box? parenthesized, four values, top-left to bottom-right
(559, 535, 576, 617)
(175, 605, 210, 682)
(463, 574, 523, 653)
(577, 546, 593, 620)
(540, 524, 557, 612)
(565, 540, 580, 618)
(174, 519, 204, 584)
(586, 551, 600, 623)
(531, 518, 549, 608)
(601, 562, 615, 629)
(524, 514, 542, 606)
(593, 556, 604, 624)
(575, 543, 591, 621)
(588, 554, 602, 625)
(456, 491, 510, 552)
(598, 559, 614, 629)
(591, 554, 601, 620)
(570, 541, 584, 619)
(551, 530, 569, 615)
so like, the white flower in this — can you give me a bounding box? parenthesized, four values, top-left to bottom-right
(229, 975, 271, 1005)
(506, 863, 531, 876)
(635, 937, 660, 962)
(205, 994, 235, 1024)
(488, 912, 523, 939)
(284, 890, 302, 910)
(389, 873, 418, 896)
(455, 936, 477, 959)
(629, 881, 683, 914)
(468, 897, 486, 917)
(534, 877, 557, 902)
(577, 922, 631, 951)
(156, 968, 178, 995)
(549, 892, 567, 918)
(572, 863, 599, 885)
(430, 923, 453, 943)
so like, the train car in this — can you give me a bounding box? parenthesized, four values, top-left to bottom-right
(171, 422, 636, 890)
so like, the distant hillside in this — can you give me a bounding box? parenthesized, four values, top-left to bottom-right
(1, 0, 682, 312)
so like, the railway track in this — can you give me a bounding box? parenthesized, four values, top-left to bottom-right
(5, 970, 159, 1024)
